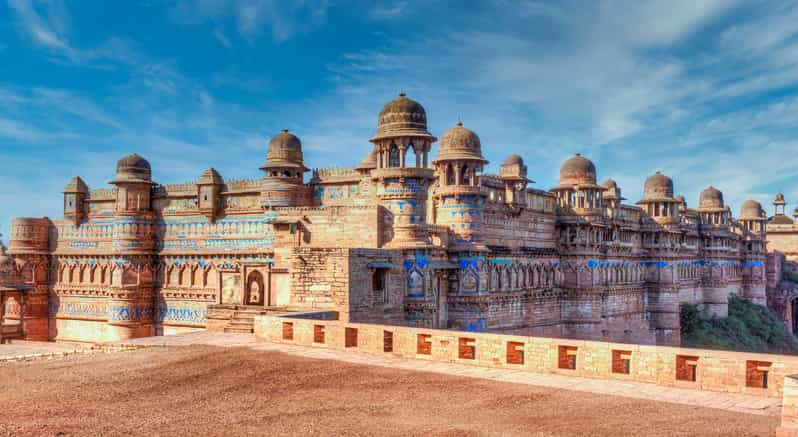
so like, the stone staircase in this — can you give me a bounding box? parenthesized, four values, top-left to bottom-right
(224, 308, 261, 334)
(206, 304, 292, 334)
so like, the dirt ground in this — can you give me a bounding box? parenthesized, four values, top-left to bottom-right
(0, 345, 777, 437)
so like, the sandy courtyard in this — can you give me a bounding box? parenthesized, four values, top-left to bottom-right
(0, 345, 777, 436)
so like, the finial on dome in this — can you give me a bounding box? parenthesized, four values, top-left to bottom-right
(282, 128, 289, 133)
(575, 153, 581, 156)
(456, 116, 462, 127)
(398, 92, 406, 97)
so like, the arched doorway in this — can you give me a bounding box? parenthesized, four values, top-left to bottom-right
(245, 271, 265, 306)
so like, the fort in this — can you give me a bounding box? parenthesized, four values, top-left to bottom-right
(0, 92, 785, 348)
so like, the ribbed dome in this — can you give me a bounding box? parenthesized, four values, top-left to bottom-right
(699, 186, 724, 209)
(355, 149, 377, 170)
(504, 154, 523, 166)
(198, 168, 223, 185)
(559, 153, 597, 186)
(435, 121, 485, 162)
(642, 171, 674, 200)
(112, 154, 152, 184)
(261, 129, 306, 170)
(64, 176, 88, 193)
(740, 199, 764, 219)
(371, 93, 435, 141)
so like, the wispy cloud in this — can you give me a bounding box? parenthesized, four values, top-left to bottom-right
(169, 0, 332, 42)
(369, 1, 407, 20)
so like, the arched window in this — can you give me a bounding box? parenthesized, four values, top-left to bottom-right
(389, 145, 400, 167)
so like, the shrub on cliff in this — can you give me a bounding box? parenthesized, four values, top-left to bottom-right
(681, 295, 798, 354)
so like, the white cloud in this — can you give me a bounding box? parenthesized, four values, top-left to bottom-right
(169, 0, 332, 42)
(7, 0, 72, 53)
(369, 1, 407, 20)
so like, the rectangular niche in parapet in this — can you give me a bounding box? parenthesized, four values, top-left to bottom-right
(676, 355, 699, 382)
(313, 324, 325, 344)
(506, 342, 524, 365)
(746, 360, 772, 389)
(383, 330, 394, 353)
(612, 350, 632, 374)
(345, 327, 358, 348)
(282, 322, 294, 341)
(458, 337, 476, 360)
(417, 334, 432, 355)
(558, 346, 578, 370)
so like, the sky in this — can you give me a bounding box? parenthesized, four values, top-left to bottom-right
(2, 0, 798, 242)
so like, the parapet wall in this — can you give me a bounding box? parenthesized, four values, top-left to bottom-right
(255, 313, 798, 398)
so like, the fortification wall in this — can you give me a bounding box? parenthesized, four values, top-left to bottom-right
(255, 314, 798, 399)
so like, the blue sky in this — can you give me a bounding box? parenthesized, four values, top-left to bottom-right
(2, 0, 798, 242)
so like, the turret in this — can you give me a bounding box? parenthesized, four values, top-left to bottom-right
(551, 153, 605, 216)
(370, 93, 437, 248)
(110, 154, 153, 215)
(63, 176, 88, 226)
(739, 199, 766, 239)
(197, 168, 223, 221)
(698, 186, 730, 226)
(601, 179, 625, 212)
(260, 130, 310, 208)
(432, 120, 488, 251)
(637, 171, 680, 225)
(499, 154, 530, 206)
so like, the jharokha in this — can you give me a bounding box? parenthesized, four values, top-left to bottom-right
(2, 93, 783, 346)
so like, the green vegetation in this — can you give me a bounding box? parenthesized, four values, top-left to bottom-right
(680, 295, 798, 354)
(783, 269, 798, 284)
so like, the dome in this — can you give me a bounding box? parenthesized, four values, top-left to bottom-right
(642, 171, 675, 200)
(601, 179, 617, 189)
(776, 192, 786, 203)
(699, 186, 724, 209)
(371, 93, 435, 141)
(355, 149, 377, 170)
(739, 199, 763, 219)
(260, 129, 307, 170)
(558, 153, 597, 186)
(198, 168, 223, 185)
(503, 154, 523, 166)
(111, 154, 152, 184)
(64, 176, 88, 193)
(675, 194, 686, 204)
(435, 121, 486, 162)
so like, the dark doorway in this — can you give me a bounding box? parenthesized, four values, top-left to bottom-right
(245, 271, 265, 306)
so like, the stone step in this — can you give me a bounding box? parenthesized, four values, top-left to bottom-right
(224, 326, 254, 334)
(229, 320, 254, 327)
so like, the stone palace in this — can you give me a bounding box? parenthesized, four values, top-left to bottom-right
(1, 93, 773, 345)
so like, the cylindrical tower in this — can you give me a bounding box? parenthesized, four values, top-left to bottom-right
(739, 199, 767, 305)
(370, 93, 437, 249)
(432, 121, 489, 252)
(7, 217, 51, 340)
(107, 154, 157, 340)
